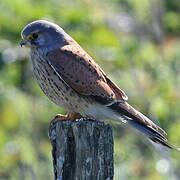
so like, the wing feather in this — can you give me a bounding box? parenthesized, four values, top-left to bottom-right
(47, 41, 168, 138)
(46, 43, 128, 104)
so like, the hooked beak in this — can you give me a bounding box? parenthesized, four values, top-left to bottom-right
(20, 39, 27, 47)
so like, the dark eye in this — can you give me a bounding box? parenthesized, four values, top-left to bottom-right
(32, 33, 39, 39)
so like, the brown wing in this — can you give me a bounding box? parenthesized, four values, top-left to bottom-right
(47, 42, 170, 139)
(46, 44, 128, 104)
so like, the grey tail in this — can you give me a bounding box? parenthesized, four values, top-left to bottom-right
(108, 101, 180, 151)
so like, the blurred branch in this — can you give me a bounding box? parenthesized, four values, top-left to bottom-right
(106, 1, 165, 44)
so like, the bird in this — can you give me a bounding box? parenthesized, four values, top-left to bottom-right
(20, 20, 179, 150)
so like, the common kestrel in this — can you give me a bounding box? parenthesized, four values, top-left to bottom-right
(20, 20, 179, 150)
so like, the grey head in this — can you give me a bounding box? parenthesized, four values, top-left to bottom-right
(20, 20, 69, 51)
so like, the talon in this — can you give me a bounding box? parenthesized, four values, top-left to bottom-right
(55, 115, 60, 119)
(52, 112, 82, 123)
(48, 112, 82, 143)
(68, 112, 82, 121)
(54, 114, 68, 121)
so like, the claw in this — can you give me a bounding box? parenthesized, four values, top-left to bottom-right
(48, 112, 82, 139)
(54, 114, 69, 121)
(51, 112, 82, 125)
(54, 112, 82, 122)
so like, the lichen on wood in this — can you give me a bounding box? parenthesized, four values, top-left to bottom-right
(49, 119, 114, 180)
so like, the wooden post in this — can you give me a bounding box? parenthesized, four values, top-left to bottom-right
(49, 119, 114, 180)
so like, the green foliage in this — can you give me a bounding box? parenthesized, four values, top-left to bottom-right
(0, 0, 180, 179)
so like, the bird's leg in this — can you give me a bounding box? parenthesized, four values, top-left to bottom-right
(68, 112, 82, 121)
(48, 112, 82, 139)
(53, 112, 82, 122)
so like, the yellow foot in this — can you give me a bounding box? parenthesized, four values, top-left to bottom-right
(48, 112, 82, 139)
(53, 114, 69, 121)
(53, 112, 82, 123)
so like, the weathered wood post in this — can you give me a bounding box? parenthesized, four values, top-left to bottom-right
(49, 118, 114, 180)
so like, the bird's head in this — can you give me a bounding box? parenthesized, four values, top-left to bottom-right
(20, 20, 67, 50)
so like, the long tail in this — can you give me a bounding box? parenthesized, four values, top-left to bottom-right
(109, 101, 180, 150)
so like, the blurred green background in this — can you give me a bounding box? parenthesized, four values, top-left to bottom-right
(0, 0, 180, 179)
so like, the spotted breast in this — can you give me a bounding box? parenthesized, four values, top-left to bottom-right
(29, 49, 90, 115)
